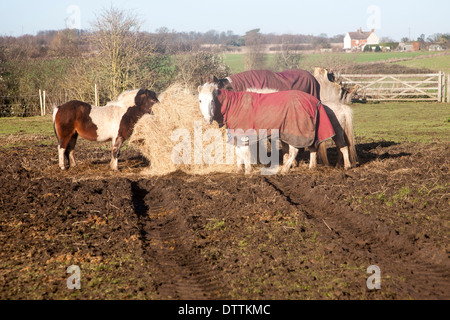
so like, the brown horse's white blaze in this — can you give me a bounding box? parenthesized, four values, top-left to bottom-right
(53, 89, 159, 171)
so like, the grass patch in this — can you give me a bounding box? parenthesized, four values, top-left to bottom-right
(223, 51, 439, 74)
(352, 102, 450, 143)
(393, 55, 450, 74)
(0, 116, 54, 137)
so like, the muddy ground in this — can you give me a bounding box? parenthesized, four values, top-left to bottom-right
(0, 135, 448, 300)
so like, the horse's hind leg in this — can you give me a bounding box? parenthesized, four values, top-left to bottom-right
(333, 135, 351, 170)
(309, 146, 318, 170)
(67, 133, 78, 168)
(58, 145, 67, 170)
(281, 144, 299, 174)
(340, 146, 351, 170)
(57, 135, 73, 170)
(236, 145, 251, 174)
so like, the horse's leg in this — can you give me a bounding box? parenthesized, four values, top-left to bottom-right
(110, 136, 123, 171)
(332, 135, 351, 170)
(67, 133, 78, 168)
(340, 146, 351, 170)
(309, 146, 318, 169)
(58, 145, 66, 170)
(281, 145, 299, 174)
(57, 135, 72, 170)
(243, 145, 252, 175)
(281, 141, 290, 166)
(235, 145, 251, 174)
(235, 145, 244, 173)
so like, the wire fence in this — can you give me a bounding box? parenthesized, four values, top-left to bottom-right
(0, 91, 76, 117)
(0, 94, 42, 117)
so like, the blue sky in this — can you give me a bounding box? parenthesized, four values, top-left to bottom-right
(0, 0, 449, 40)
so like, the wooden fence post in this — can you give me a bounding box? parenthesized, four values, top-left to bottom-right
(39, 89, 43, 116)
(437, 72, 442, 102)
(43, 90, 46, 116)
(447, 74, 450, 103)
(95, 84, 98, 107)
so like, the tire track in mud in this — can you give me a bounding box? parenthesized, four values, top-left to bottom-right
(263, 175, 450, 299)
(130, 180, 220, 300)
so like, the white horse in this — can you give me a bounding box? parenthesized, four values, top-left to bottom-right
(313, 67, 359, 167)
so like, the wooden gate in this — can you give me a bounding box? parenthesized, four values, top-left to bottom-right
(340, 73, 446, 102)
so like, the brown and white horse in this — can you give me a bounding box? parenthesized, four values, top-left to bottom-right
(53, 89, 159, 171)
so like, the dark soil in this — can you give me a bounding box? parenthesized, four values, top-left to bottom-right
(0, 137, 448, 300)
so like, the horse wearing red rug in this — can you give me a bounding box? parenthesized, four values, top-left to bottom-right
(212, 69, 358, 169)
(53, 89, 159, 171)
(213, 69, 321, 100)
(198, 83, 335, 174)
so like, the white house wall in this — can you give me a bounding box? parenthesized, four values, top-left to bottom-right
(367, 33, 380, 45)
(344, 33, 352, 49)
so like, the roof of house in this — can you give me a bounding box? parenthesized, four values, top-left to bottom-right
(348, 31, 373, 40)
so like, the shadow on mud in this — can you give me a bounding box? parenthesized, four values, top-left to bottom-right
(298, 140, 412, 167)
(355, 141, 412, 166)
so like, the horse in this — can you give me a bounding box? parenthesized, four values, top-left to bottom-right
(53, 89, 159, 171)
(212, 69, 321, 100)
(313, 67, 359, 166)
(211, 68, 358, 168)
(198, 83, 336, 174)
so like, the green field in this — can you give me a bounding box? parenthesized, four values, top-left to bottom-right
(223, 51, 447, 74)
(394, 55, 450, 74)
(0, 116, 54, 137)
(352, 102, 450, 143)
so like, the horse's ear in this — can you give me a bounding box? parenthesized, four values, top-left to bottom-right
(198, 85, 203, 93)
(209, 75, 219, 84)
(135, 89, 146, 106)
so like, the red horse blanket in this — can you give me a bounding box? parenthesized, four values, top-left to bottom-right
(216, 90, 335, 148)
(229, 70, 321, 100)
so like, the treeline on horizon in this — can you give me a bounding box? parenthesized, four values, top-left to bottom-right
(0, 28, 346, 58)
(0, 24, 348, 117)
(1, 11, 449, 117)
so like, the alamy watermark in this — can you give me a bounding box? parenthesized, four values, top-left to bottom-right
(66, 5, 81, 30)
(367, 5, 381, 30)
(66, 265, 81, 290)
(367, 265, 381, 290)
(171, 121, 280, 175)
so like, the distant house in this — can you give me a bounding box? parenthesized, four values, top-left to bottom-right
(344, 28, 379, 51)
(428, 44, 444, 52)
(398, 41, 421, 52)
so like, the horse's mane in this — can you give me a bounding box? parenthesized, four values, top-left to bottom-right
(105, 89, 140, 108)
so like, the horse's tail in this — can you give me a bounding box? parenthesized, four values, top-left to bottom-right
(52, 105, 60, 144)
(342, 105, 359, 166)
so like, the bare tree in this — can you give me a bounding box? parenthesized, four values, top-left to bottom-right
(90, 6, 155, 100)
(273, 43, 302, 71)
(173, 51, 230, 92)
(244, 29, 266, 70)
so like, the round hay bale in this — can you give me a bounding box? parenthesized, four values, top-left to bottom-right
(130, 83, 236, 176)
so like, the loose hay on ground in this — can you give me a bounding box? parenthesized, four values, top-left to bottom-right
(130, 83, 236, 176)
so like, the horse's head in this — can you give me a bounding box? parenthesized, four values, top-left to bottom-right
(135, 89, 159, 113)
(313, 67, 359, 104)
(198, 83, 218, 124)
